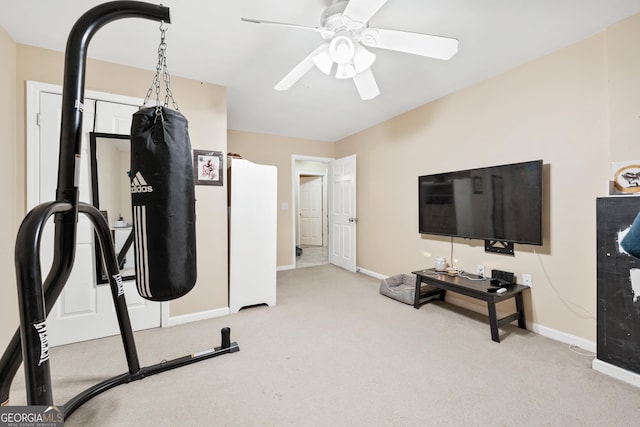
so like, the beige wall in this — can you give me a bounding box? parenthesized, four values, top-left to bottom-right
(607, 13, 640, 161)
(334, 28, 623, 342)
(0, 26, 17, 352)
(227, 130, 334, 266)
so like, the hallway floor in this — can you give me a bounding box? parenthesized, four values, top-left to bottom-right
(296, 244, 328, 268)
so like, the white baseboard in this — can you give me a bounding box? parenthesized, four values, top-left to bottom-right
(277, 264, 295, 271)
(592, 359, 640, 388)
(165, 307, 229, 327)
(530, 323, 596, 353)
(357, 267, 387, 280)
(358, 268, 598, 353)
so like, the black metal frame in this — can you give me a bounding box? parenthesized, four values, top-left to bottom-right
(0, 1, 238, 419)
(89, 132, 136, 284)
(484, 239, 515, 255)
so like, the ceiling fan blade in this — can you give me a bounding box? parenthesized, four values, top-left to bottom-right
(352, 68, 380, 100)
(361, 28, 458, 60)
(342, 0, 388, 29)
(312, 44, 333, 75)
(241, 17, 322, 33)
(275, 44, 329, 91)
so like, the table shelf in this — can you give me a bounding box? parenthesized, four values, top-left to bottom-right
(412, 268, 529, 342)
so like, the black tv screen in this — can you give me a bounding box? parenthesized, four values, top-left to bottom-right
(419, 160, 543, 245)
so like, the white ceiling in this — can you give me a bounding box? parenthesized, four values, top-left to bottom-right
(3, 0, 640, 142)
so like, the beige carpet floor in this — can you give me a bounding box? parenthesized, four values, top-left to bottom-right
(7, 264, 640, 426)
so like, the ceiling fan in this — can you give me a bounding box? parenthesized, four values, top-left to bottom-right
(241, 0, 458, 100)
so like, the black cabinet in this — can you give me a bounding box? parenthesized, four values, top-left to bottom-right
(596, 197, 640, 374)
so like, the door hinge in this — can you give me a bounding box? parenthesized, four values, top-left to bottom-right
(36, 112, 41, 126)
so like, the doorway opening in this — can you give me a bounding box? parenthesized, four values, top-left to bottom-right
(292, 157, 330, 269)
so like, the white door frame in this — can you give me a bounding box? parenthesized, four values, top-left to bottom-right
(290, 155, 333, 268)
(26, 80, 169, 327)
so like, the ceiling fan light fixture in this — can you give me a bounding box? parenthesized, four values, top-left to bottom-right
(251, 0, 459, 99)
(353, 44, 376, 73)
(336, 62, 356, 79)
(329, 36, 355, 64)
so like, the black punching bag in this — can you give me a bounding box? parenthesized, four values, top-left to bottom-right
(130, 106, 197, 301)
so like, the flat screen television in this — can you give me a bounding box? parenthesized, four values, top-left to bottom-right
(418, 160, 543, 245)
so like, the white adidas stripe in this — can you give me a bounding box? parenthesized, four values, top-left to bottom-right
(135, 171, 148, 186)
(133, 205, 151, 298)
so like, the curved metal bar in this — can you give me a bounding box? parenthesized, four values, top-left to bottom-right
(14, 202, 73, 405)
(11, 1, 170, 407)
(58, 1, 170, 191)
(117, 230, 134, 269)
(78, 202, 140, 374)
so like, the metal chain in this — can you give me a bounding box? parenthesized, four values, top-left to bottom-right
(142, 22, 179, 119)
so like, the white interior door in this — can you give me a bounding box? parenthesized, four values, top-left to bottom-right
(329, 155, 356, 272)
(94, 101, 161, 334)
(38, 92, 99, 347)
(35, 89, 159, 347)
(299, 175, 323, 246)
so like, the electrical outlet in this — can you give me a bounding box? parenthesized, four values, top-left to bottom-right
(523, 274, 532, 287)
(477, 264, 485, 277)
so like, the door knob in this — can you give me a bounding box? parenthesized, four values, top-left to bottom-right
(348, 217, 358, 223)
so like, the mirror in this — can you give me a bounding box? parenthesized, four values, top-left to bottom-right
(89, 132, 135, 284)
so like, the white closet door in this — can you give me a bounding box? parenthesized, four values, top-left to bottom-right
(39, 92, 108, 347)
(94, 100, 138, 134)
(94, 101, 161, 334)
(229, 159, 277, 313)
(36, 92, 159, 347)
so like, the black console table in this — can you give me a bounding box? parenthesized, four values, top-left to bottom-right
(412, 269, 529, 342)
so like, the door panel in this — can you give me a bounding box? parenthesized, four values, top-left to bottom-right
(94, 100, 161, 331)
(329, 155, 356, 272)
(58, 246, 98, 317)
(300, 175, 323, 246)
(40, 92, 105, 345)
(95, 100, 138, 133)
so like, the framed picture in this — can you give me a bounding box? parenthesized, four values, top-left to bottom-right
(611, 161, 640, 194)
(193, 150, 223, 186)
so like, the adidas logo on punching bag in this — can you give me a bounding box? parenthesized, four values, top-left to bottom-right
(130, 171, 154, 193)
